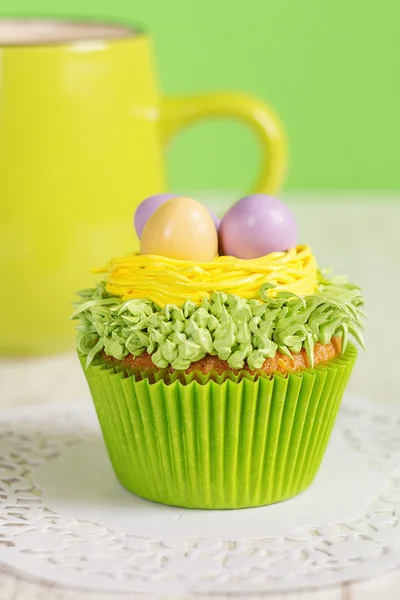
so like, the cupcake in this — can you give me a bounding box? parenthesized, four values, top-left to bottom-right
(72, 194, 364, 509)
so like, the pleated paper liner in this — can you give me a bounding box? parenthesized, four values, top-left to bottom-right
(80, 343, 357, 509)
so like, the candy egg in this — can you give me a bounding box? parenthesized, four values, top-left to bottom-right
(135, 194, 221, 238)
(207, 207, 221, 230)
(134, 193, 176, 238)
(219, 194, 297, 259)
(140, 197, 218, 262)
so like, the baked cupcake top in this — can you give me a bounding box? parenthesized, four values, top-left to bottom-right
(72, 194, 365, 371)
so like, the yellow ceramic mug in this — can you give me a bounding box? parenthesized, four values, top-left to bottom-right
(0, 19, 287, 355)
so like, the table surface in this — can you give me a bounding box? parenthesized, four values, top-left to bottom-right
(1, 193, 399, 600)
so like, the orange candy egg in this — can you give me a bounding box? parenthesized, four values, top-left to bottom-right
(140, 197, 218, 262)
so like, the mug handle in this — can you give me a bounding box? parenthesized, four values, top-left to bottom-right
(160, 92, 287, 195)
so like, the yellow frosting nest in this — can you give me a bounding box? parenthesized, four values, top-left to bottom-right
(95, 245, 318, 307)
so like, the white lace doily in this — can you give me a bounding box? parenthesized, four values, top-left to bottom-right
(1, 394, 400, 595)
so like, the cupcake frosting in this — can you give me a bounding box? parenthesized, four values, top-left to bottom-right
(95, 244, 318, 306)
(72, 270, 364, 370)
(72, 195, 365, 371)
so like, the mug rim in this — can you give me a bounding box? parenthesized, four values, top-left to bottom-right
(0, 15, 145, 48)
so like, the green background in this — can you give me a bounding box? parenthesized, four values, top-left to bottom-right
(2, 0, 399, 192)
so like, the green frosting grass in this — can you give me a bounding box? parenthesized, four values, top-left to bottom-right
(71, 272, 365, 371)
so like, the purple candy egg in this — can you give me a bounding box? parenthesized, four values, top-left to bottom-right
(219, 194, 297, 258)
(135, 194, 221, 238)
(206, 207, 221, 230)
(134, 193, 177, 238)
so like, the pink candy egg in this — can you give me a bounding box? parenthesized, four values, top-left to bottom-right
(219, 194, 297, 259)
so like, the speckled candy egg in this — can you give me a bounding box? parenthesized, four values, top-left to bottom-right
(140, 197, 218, 262)
(219, 194, 297, 258)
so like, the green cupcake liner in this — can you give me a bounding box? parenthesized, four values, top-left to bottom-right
(81, 344, 357, 509)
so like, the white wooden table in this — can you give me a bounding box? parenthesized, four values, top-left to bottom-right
(1, 194, 399, 600)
